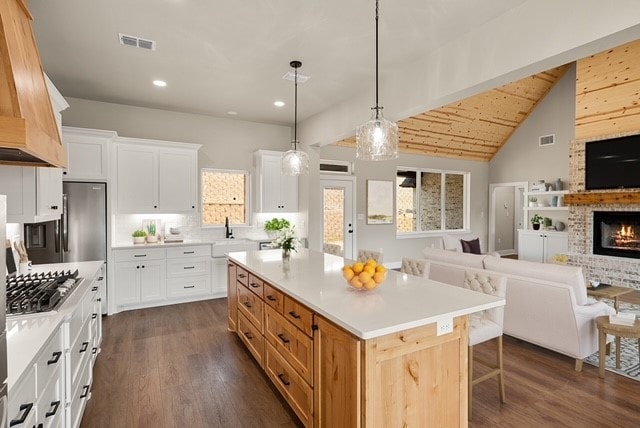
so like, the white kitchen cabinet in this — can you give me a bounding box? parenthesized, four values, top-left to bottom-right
(114, 137, 200, 214)
(165, 245, 212, 298)
(255, 150, 298, 212)
(517, 229, 568, 263)
(211, 257, 228, 296)
(113, 248, 166, 308)
(62, 127, 115, 180)
(0, 165, 62, 223)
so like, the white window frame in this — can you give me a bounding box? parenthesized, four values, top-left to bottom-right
(201, 168, 251, 227)
(396, 167, 470, 238)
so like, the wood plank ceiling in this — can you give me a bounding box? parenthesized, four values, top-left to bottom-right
(337, 64, 570, 161)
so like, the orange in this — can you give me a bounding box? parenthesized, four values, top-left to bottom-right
(364, 265, 376, 275)
(350, 276, 363, 289)
(352, 262, 364, 274)
(365, 259, 377, 267)
(364, 279, 378, 290)
(375, 265, 387, 274)
(343, 267, 355, 281)
(359, 271, 372, 283)
(373, 271, 386, 284)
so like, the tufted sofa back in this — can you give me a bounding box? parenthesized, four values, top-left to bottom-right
(400, 257, 429, 277)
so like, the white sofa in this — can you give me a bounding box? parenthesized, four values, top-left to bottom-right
(421, 247, 615, 371)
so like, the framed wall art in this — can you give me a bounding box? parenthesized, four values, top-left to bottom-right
(366, 180, 394, 224)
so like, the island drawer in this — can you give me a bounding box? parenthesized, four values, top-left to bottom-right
(284, 297, 314, 337)
(35, 326, 64, 393)
(265, 306, 313, 386)
(166, 259, 209, 276)
(166, 245, 211, 258)
(237, 283, 263, 331)
(265, 342, 312, 428)
(113, 248, 165, 262)
(237, 312, 264, 368)
(264, 283, 284, 313)
(236, 266, 249, 286)
(247, 273, 264, 298)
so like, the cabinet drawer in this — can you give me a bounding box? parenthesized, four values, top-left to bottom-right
(69, 357, 92, 428)
(284, 297, 314, 337)
(166, 245, 211, 258)
(237, 283, 263, 332)
(247, 273, 264, 298)
(237, 311, 264, 368)
(166, 276, 211, 298)
(236, 266, 249, 286)
(264, 283, 284, 313)
(265, 342, 312, 427)
(113, 248, 165, 262)
(82, 285, 99, 324)
(38, 365, 64, 428)
(8, 366, 36, 428)
(36, 326, 64, 393)
(166, 259, 209, 276)
(69, 319, 91, 392)
(265, 306, 313, 386)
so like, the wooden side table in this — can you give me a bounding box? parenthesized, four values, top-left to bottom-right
(587, 284, 634, 311)
(596, 315, 640, 378)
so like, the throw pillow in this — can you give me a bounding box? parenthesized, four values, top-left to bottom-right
(460, 238, 481, 255)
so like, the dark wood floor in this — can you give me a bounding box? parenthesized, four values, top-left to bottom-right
(81, 299, 640, 427)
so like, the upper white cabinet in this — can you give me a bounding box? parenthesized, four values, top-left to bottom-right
(62, 127, 116, 181)
(0, 165, 62, 223)
(114, 137, 200, 213)
(254, 150, 298, 212)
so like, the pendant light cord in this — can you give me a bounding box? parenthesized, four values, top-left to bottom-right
(375, 0, 379, 116)
(294, 64, 298, 149)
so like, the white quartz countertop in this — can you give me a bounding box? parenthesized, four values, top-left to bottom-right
(111, 238, 261, 249)
(6, 260, 104, 391)
(228, 249, 504, 340)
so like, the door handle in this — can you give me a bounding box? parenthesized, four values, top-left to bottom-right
(348, 229, 353, 233)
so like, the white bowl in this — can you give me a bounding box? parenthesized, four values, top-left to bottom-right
(169, 227, 181, 235)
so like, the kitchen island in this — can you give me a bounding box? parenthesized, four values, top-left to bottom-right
(227, 249, 504, 427)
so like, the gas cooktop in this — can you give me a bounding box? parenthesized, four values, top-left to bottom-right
(6, 269, 83, 316)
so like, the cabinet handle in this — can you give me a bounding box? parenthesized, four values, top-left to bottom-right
(288, 310, 301, 320)
(9, 403, 33, 426)
(184, 285, 195, 289)
(277, 333, 290, 344)
(238, 274, 247, 278)
(266, 295, 277, 302)
(79, 341, 89, 353)
(228, 264, 234, 268)
(45, 400, 61, 417)
(92, 347, 98, 354)
(37, 424, 43, 428)
(80, 385, 90, 399)
(243, 301, 252, 309)
(51, 205, 58, 210)
(277, 373, 290, 386)
(47, 351, 62, 365)
(134, 254, 147, 257)
(249, 282, 260, 288)
(243, 331, 253, 339)
(92, 286, 98, 291)
(142, 265, 145, 268)
(92, 313, 98, 319)
(184, 251, 195, 254)
(184, 266, 195, 270)
(97, 298, 102, 302)
(98, 276, 104, 281)
(136, 266, 140, 269)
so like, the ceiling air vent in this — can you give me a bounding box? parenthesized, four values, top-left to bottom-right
(539, 134, 555, 147)
(320, 159, 352, 174)
(118, 33, 156, 51)
(283, 71, 310, 84)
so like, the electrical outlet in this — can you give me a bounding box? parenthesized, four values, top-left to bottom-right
(437, 318, 454, 336)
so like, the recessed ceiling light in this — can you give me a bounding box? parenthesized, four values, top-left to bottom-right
(274, 101, 285, 107)
(153, 80, 167, 87)
(227, 111, 238, 115)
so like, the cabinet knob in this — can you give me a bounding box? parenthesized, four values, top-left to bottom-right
(192, 205, 195, 209)
(63, 171, 68, 175)
(51, 205, 58, 210)
(154, 205, 158, 209)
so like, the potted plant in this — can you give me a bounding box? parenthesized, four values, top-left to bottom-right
(270, 226, 300, 260)
(543, 217, 552, 229)
(146, 221, 158, 243)
(132, 229, 147, 244)
(264, 218, 291, 239)
(531, 214, 543, 230)
(528, 196, 537, 207)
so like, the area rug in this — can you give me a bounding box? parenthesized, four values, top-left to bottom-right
(584, 337, 640, 381)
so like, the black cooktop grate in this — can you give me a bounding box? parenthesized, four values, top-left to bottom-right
(6, 269, 80, 315)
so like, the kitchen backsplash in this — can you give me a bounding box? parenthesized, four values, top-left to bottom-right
(113, 212, 306, 245)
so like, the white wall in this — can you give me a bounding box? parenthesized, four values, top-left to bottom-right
(316, 145, 489, 264)
(493, 187, 515, 252)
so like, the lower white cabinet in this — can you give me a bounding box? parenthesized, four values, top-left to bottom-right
(517, 230, 568, 263)
(113, 244, 215, 312)
(211, 257, 228, 296)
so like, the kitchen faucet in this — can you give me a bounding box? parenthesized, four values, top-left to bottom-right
(225, 216, 234, 239)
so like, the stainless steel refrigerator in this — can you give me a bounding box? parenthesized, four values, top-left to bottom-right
(1, 195, 9, 426)
(24, 182, 107, 311)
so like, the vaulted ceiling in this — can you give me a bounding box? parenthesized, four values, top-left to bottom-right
(337, 64, 570, 161)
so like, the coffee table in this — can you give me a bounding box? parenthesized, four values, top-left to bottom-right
(587, 284, 634, 311)
(596, 315, 640, 378)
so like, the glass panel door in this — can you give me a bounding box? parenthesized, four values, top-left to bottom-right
(321, 178, 354, 259)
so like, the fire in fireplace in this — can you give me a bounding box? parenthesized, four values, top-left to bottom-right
(593, 211, 640, 259)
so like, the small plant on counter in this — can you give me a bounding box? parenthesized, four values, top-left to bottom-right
(146, 221, 157, 236)
(531, 214, 543, 230)
(132, 230, 147, 237)
(271, 226, 301, 253)
(265, 218, 291, 233)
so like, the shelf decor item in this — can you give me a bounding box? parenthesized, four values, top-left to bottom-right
(132, 229, 146, 244)
(146, 220, 158, 243)
(281, 60, 309, 176)
(355, 0, 398, 161)
(270, 226, 300, 260)
(264, 217, 291, 239)
(555, 178, 563, 191)
(531, 214, 543, 230)
(529, 196, 537, 207)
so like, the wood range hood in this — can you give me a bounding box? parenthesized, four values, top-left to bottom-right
(0, 0, 66, 168)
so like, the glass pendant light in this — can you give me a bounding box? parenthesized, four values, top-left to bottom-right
(356, 0, 399, 161)
(282, 60, 310, 175)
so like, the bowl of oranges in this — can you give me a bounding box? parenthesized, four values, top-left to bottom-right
(342, 259, 387, 290)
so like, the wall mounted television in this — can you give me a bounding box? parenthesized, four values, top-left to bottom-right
(585, 134, 640, 190)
